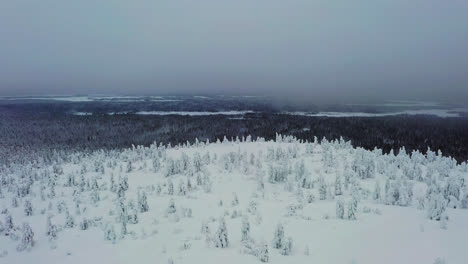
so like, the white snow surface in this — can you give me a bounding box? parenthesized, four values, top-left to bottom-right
(1, 137, 467, 264)
(285, 109, 464, 118)
(135, 111, 255, 116)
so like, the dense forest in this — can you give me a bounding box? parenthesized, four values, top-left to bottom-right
(1, 106, 467, 166)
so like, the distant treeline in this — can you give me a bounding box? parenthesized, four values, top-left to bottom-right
(1, 107, 468, 166)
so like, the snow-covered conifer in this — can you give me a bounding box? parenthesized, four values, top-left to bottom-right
(318, 176, 327, 200)
(65, 211, 75, 228)
(273, 223, 284, 249)
(214, 217, 229, 248)
(104, 224, 116, 243)
(138, 191, 149, 213)
(17, 223, 34, 252)
(258, 243, 269, 262)
(332, 174, 342, 197)
(280, 236, 293, 256)
(427, 193, 447, 221)
(373, 180, 381, 201)
(167, 199, 176, 214)
(347, 197, 358, 220)
(24, 200, 33, 216)
(241, 216, 250, 242)
(336, 197, 345, 219)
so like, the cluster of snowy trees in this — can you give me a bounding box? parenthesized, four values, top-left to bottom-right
(0, 133, 466, 261)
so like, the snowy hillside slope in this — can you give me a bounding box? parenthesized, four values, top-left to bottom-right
(1, 135, 467, 264)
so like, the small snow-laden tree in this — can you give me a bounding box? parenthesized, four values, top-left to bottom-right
(126, 161, 132, 173)
(295, 160, 306, 182)
(280, 236, 293, 256)
(4, 213, 14, 234)
(46, 215, 57, 239)
(258, 243, 269, 262)
(241, 216, 250, 242)
(273, 223, 285, 249)
(91, 178, 99, 191)
(232, 192, 239, 206)
(343, 166, 353, 190)
(193, 152, 202, 173)
(91, 188, 100, 205)
(318, 176, 327, 200)
(138, 190, 149, 213)
(24, 200, 33, 216)
(116, 198, 128, 224)
(80, 218, 89, 230)
(65, 211, 75, 228)
(444, 175, 462, 201)
(461, 189, 468, 209)
(153, 157, 161, 173)
(12, 196, 19, 208)
(167, 199, 176, 214)
(17, 223, 34, 252)
(110, 173, 116, 193)
(116, 175, 129, 199)
(336, 197, 345, 219)
(203, 151, 211, 165)
(104, 224, 117, 243)
(427, 193, 447, 221)
(335, 174, 343, 196)
(178, 179, 187, 196)
(167, 179, 174, 195)
(373, 180, 381, 202)
(347, 197, 358, 220)
(165, 158, 177, 177)
(214, 217, 229, 248)
(127, 200, 138, 224)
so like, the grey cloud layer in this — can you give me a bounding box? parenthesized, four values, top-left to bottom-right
(1, 0, 467, 102)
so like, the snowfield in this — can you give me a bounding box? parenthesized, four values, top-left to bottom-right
(0, 136, 467, 264)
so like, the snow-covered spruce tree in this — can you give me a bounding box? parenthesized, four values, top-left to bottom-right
(46, 215, 57, 240)
(280, 236, 293, 256)
(138, 190, 149, 213)
(24, 200, 33, 216)
(258, 243, 269, 262)
(214, 217, 229, 248)
(373, 180, 381, 201)
(167, 179, 174, 195)
(104, 224, 117, 243)
(4, 213, 14, 234)
(232, 192, 239, 206)
(167, 199, 176, 214)
(347, 197, 358, 220)
(335, 174, 343, 196)
(12, 197, 19, 208)
(427, 192, 447, 221)
(336, 197, 345, 219)
(178, 179, 186, 196)
(17, 223, 34, 252)
(241, 216, 250, 242)
(126, 161, 132, 173)
(65, 211, 75, 228)
(127, 200, 138, 224)
(318, 176, 327, 200)
(273, 223, 285, 249)
(80, 218, 89, 230)
(461, 189, 468, 209)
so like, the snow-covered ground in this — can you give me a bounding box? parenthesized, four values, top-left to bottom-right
(135, 111, 255, 116)
(284, 109, 466, 118)
(1, 136, 467, 264)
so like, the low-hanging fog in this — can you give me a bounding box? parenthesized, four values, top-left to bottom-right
(1, 0, 468, 103)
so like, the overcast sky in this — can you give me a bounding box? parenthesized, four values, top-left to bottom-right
(1, 0, 467, 103)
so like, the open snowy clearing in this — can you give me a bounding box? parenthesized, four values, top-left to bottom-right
(0, 136, 467, 264)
